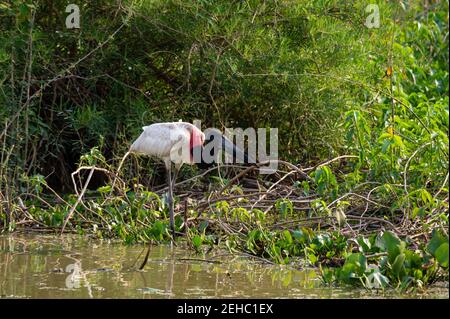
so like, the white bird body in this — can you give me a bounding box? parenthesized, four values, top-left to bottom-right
(130, 122, 205, 168)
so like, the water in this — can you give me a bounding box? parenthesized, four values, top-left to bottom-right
(0, 234, 447, 299)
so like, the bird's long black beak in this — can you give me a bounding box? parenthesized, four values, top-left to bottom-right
(194, 129, 256, 169)
(220, 135, 256, 165)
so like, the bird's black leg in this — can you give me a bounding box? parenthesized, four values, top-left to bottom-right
(139, 240, 152, 270)
(171, 166, 179, 188)
(166, 163, 176, 240)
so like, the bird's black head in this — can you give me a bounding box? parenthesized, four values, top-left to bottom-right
(193, 129, 256, 169)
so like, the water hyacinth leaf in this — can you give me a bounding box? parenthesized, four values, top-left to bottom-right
(150, 220, 164, 239)
(435, 243, 449, 268)
(357, 237, 372, 253)
(338, 264, 357, 282)
(404, 249, 423, 269)
(391, 253, 406, 276)
(312, 234, 326, 247)
(427, 229, 448, 256)
(292, 229, 307, 244)
(413, 269, 423, 281)
(338, 253, 368, 283)
(345, 253, 367, 274)
(376, 231, 405, 263)
(320, 267, 335, 284)
(365, 268, 389, 289)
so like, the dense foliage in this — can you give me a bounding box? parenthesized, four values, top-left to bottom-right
(0, 0, 448, 290)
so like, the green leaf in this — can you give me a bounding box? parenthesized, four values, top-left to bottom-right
(345, 253, 367, 274)
(283, 230, 293, 245)
(150, 220, 164, 240)
(404, 249, 423, 269)
(376, 231, 405, 263)
(391, 253, 405, 276)
(292, 229, 307, 243)
(335, 207, 346, 226)
(98, 185, 112, 194)
(275, 199, 293, 218)
(420, 190, 433, 205)
(301, 181, 310, 195)
(365, 268, 389, 289)
(381, 139, 393, 153)
(392, 135, 405, 149)
(307, 253, 317, 264)
(199, 221, 209, 233)
(19, 3, 29, 16)
(435, 243, 449, 268)
(427, 229, 448, 256)
(192, 235, 203, 249)
(357, 237, 372, 253)
(338, 253, 368, 283)
(252, 209, 265, 221)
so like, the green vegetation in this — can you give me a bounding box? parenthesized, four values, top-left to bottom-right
(0, 0, 448, 291)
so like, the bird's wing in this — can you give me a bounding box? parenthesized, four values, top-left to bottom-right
(168, 126, 191, 165)
(130, 124, 172, 157)
(130, 123, 191, 163)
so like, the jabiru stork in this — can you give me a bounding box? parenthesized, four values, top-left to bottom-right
(129, 122, 253, 239)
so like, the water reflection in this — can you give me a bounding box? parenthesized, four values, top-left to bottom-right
(0, 235, 447, 299)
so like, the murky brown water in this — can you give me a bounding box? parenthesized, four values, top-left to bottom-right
(0, 234, 447, 299)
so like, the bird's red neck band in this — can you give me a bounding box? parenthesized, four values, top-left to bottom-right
(190, 127, 204, 161)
